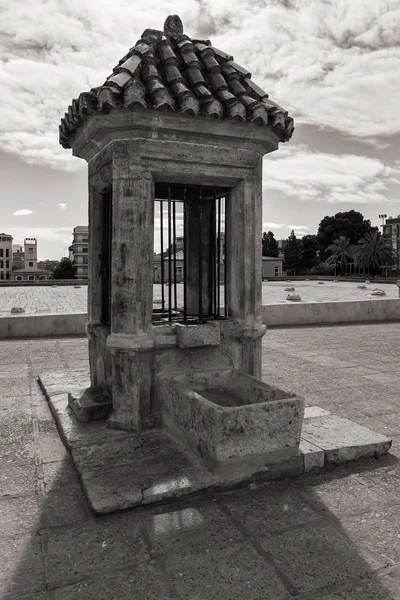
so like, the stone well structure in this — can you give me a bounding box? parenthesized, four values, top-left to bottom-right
(60, 15, 304, 481)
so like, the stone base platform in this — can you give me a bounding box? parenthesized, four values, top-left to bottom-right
(38, 369, 392, 515)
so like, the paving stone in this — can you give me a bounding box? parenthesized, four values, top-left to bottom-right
(47, 564, 171, 600)
(71, 430, 182, 471)
(165, 541, 290, 600)
(0, 495, 41, 536)
(357, 414, 400, 437)
(38, 369, 90, 398)
(259, 523, 370, 593)
(0, 462, 37, 497)
(43, 460, 81, 490)
(0, 377, 31, 397)
(304, 406, 330, 419)
(295, 473, 390, 516)
(39, 432, 68, 463)
(300, 438, 325, 472)
(301, 415, 392, 464)
(42, 519, 149, 588)
(321, 575, 400, 599)
(0, 534, 45, 597)
(0, 421, 33, 442)
(341, 505, 400, 569)
(142, 502, 243, 557)
(43, 487, 92, 528)
(222, 481, 320, 535)
(80, 446, 217, 514)
(0, 439, 35, 465)
(353, 463, 400, 504)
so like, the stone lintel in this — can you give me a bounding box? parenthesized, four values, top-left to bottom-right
(176, 322, 221, 348)
(71, 108, 280, 162)
(106, 332, 154, 352)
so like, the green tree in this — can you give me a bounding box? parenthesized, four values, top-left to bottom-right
(299, 235, 319, 271)
(326, 236, 354, 276)
(353, 230, 397, 275)
(262, 231, 279, 257)
(51, 258, 76, 279)
(284, 230, 303, 274)
(317, 210, 377, 261)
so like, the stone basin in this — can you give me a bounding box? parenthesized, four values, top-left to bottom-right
(155, 368, 305, 483)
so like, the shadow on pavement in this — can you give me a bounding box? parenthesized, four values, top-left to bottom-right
(2, 338, 400, 598)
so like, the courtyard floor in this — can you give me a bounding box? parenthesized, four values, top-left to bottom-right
(1, 279, 399, 317)
(2, 323, 400, 598)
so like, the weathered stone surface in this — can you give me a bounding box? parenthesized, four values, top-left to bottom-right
(223, 481, 320, 535)
(157, 368, 304, 480)
(47, 564, 171, 600)
(81, 444, 217, 514)
(176, 322, 221, 348)
(301, 415, 392, 464)
(141, 502, 243, 557)
(68, 386, 111, 423)
(43, 520, 149, 588)
(300, 439, 325, 472)
(304, 406, 330, 419)
(259, 523, 369, 594)
(165, 542, 290, 600)
(39, 369, 90, 399)
(0, 534, 45, 597)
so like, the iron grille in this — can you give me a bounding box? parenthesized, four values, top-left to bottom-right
(153, 183, 227, 325)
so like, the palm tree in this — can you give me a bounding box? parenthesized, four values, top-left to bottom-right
(325, 236, 354, 276)
(353, 230, 397, 275)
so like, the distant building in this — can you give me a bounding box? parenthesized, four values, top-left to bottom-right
(10, 238, 50, 281)
(262, 256, 283, 278)
(69, 226, 89, 278)
(12, 244, 24, 270)
(0, 233, 13, 280)
(382, 215, 400, 276)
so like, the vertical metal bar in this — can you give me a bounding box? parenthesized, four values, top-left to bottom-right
(223, 196, 227, 317)
(160, 200, 165, 313)
(198, 187, 203, 321)
(173, 200, 177, 312)
(217, 195, 221, 316)
(168, 186, 172, 321)
(211, 188, 217, 318)
(183, 188, 187, 322)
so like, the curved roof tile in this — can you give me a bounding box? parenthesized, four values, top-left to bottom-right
(59, 15, 294, 149)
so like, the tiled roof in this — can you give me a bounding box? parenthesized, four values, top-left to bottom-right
(59, 15, 294, 149)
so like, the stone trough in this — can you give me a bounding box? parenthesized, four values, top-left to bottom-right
(156, 368, 305, 483)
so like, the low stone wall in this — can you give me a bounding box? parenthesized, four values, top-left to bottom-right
(0, 313, 87, 339)
(2, 298, 400, 338)
(262, 298, 400, 327)
(0, 280, 88, 287)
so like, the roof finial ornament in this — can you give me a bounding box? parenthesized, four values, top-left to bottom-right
(164, 14, 184, 36)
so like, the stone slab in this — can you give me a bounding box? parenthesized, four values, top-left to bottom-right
(301, 415, 392, 464)
(300, 439, 325, 472)
(39, 369, 393, 514)
(304, 405, 330, 419)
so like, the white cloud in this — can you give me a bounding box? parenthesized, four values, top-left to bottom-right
(57, 203, 68, 209)
(263, 222, 309, 237)
(264, 146, 400, 204)
(13, 209, 33, 215)
(0, 1, 399, 169)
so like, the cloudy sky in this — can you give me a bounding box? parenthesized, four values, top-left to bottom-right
(1, 0, 399, 259)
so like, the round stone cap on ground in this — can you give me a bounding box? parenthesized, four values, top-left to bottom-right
(10, 307, 25, 314)
(371, 289, 386, 296)
(285, 286, 295, 291)
(287, 293, 301, 302)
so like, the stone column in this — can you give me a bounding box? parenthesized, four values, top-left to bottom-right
(106, 144, 155, 432)
(226, 159, 265, 378)
(86, 162, 112, 390)
(185, 190, 214, 318)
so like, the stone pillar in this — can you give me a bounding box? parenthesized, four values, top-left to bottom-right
(186, 190, 214, 318)
(226, 160, 265, 378)
(86, 162, 111, 390)
(106, 147, 155, 432)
